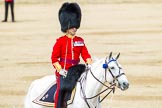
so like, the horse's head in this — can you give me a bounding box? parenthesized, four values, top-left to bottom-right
(104, 52, 129, 91)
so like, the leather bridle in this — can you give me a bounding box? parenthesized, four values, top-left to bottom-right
(79, 57, 125, 108)
(105, 58, 125, 83)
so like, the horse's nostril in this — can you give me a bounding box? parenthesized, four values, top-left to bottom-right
(123, 82, 129, 88)
(123, 82, 126, 85)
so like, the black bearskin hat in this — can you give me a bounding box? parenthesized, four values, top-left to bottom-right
(59, 2, 82, 32)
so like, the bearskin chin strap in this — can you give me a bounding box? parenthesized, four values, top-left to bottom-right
(63, 38, 68, 70)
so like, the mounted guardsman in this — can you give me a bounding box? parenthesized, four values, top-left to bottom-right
(51, 2, 92, 108)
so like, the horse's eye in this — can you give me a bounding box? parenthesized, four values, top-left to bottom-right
(110, 67, 115, 70)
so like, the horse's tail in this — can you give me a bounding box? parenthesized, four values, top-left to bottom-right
(24, 81, 35, 108)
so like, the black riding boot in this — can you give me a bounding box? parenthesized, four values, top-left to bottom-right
(61, 91, 68, 108)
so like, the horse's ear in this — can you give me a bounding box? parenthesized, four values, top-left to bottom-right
(109, 52, 112, 60)
(116, 53, 120, 60)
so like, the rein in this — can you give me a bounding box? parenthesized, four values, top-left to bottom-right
(79, 69, 116, 108)
(79, 58, 125, 108)
(83, 69, 116, 99)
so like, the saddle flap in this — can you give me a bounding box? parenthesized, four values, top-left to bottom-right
(32, 82, 76, 107)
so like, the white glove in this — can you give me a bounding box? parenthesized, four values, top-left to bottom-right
(59, 69, 67, 77)
(86, 64, 92, 70)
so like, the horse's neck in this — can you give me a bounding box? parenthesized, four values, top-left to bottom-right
(85, 59, 105, 99)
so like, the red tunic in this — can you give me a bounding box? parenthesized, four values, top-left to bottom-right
(51, 35, 91, 74)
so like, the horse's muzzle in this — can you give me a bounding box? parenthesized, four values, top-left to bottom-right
(118, 82, 129, 91)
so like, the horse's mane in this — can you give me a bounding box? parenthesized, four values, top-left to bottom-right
(63, 64, 86, 91)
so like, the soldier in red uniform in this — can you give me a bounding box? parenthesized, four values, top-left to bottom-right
(51, 2, 92, 108)
(2, 0, 15, 22)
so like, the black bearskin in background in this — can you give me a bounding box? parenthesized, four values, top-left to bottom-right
(59, 2, 82, 32)
(62, 64, 86, 91)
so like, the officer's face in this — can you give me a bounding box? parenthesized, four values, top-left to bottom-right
(67, 28, 77, 36)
